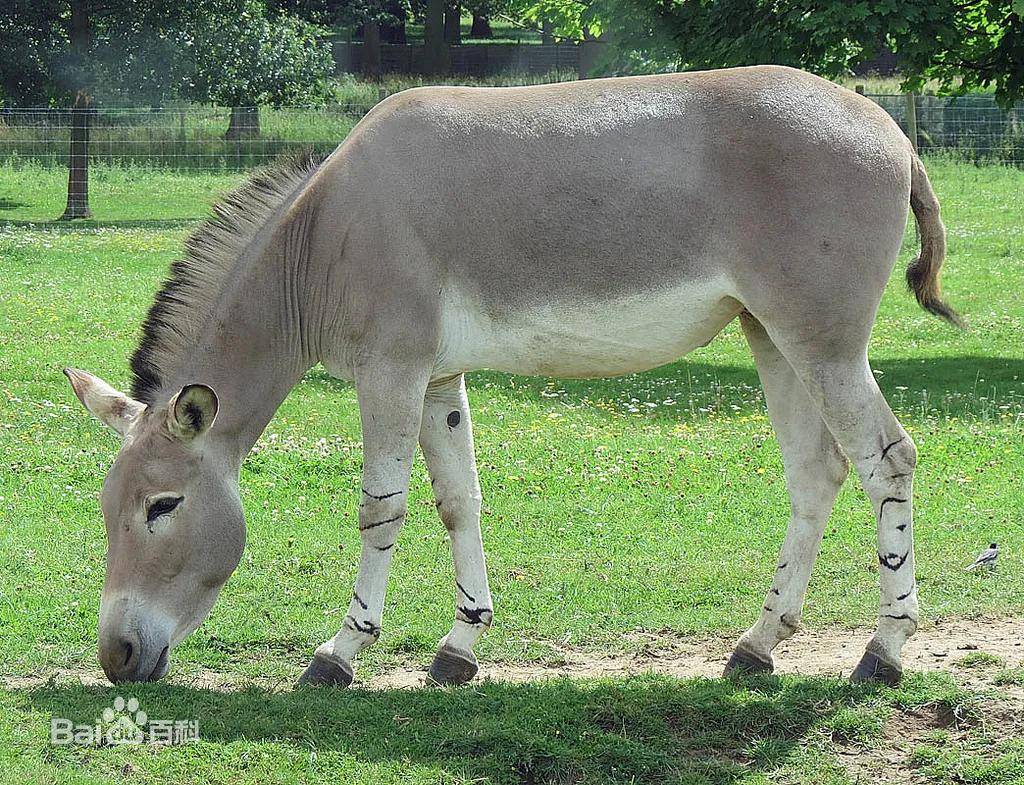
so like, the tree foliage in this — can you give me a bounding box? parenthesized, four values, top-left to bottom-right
(515, 0, 596, 40)
(0, 1, 73, 104)
(170, 0, 335, 106)
(512, 0, 1024, 104)
(1, 0, 335, 107)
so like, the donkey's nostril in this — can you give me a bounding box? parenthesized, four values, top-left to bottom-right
(122, 640, 134, 668)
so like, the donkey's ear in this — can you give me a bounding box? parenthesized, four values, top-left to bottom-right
(64, 368, 145, 437)
(167, 384, 219, 441)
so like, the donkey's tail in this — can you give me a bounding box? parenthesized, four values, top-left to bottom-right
(905, 153, 964, 328)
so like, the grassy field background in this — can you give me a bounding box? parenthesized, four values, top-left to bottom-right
(0, 157, 1022, 783)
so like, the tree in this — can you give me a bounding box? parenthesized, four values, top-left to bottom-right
(3, 1, 335, 218)
(464, 0, 518, 39)
(469, 12, 493, 38)
(1, 0, 101, 216)
(328, 0, 411, 79)
(444, 0, 462, 44)
(3, 2, 335, 113)
(423, 0, 449, 72)
(172, 1, 335, 138)
(61, 91, 93, 219)
(581, 0, 1024, 105)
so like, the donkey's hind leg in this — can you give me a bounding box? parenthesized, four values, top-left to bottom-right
(419, 374, 493, 686)
(766, 335, 920, 685)
(298, 360, 430, 687)
(725, 313, 849, 675)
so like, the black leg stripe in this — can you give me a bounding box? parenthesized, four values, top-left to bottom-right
(456, 606, 493, 626)
(878, 497, 908, 518)
(456, 580, 476, 603)
(869, 437, 907, 479)
(880, 436, 905, 462)
(360, 513, 405, 531)
(345, 614, 380, 637)
(879, 550, 910, 571)
(363, 488, 404, 501)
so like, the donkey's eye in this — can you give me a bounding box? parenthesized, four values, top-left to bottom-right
(146, 495, 183, 522)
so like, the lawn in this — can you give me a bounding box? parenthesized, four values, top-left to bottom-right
(0, 157, 1022, 783)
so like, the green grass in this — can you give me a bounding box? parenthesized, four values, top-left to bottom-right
(0, 671, 1007, 785)
(0, 158, 1022, 782)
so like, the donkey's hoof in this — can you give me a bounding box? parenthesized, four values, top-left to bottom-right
(850, 650, 902, 686)
(297, 654, 354, 688)
(427, 645, 478, 686)
(723, 647, 774, 677)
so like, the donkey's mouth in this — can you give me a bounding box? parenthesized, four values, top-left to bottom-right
(147, 646, 170, 682)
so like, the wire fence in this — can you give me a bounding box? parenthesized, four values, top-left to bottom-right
(0, 93, 1020, 222)
(872, 94, 1024, 164)
(0, 104, 375, 171)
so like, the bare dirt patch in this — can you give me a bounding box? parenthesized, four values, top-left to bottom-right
(834, 704, 961, 785)
(6, 616, 1021, 692)
(368, 615, 1024, 689)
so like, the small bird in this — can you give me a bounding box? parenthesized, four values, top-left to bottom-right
(966, 542, 999, 571)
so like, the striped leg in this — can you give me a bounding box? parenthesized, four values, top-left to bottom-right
(726, 314, 849, 675)
(776, 348, 919, 684)
(298, 362, 429, 687)
(419, 375, 493, 685)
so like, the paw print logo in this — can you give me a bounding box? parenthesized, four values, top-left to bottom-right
(101, 696, 147, 745)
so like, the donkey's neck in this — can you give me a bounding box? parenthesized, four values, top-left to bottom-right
(131, 159, 325, 468)
(170, 215, 318, 463)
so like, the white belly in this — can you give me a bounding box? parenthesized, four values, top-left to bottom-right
(441, 275, 740, 378)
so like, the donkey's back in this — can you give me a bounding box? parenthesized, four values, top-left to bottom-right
(320, 66, 921, 380)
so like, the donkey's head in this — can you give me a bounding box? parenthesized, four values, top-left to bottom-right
(64, 368, 245, 683)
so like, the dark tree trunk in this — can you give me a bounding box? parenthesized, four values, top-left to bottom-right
(61, 0, 92, 220)
(225, 106, 261, 140)
(67, 0, 91, 85)
(469, 13, 492, 38)
(362, 21, 382, 79)
(61, 91, 92, 220)
(541, 19, 553, 45)
(444, 1, 461, 44)
(578, 39, 607, 79)
(381, 21, 406, 43)
(423, 0, 448, 74)
(381, 0, 407, 43)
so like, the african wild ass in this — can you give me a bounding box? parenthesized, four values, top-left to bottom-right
(65, 66, 960, 687)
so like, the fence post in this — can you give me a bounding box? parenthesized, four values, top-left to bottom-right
(905, 92, 919, 152)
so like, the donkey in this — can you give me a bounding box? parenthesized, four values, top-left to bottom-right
(65, 65, 960, 687)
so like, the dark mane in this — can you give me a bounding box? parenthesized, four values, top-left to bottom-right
(129, 152, 323, 403)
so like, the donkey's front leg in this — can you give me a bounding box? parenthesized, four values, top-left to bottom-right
(298, 363, 429, 687)
(419, 374, 493, 686)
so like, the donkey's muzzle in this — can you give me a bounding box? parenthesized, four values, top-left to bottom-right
(99, 631, 170, 684)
